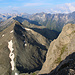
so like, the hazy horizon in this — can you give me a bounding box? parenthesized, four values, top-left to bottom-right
(0, 0, 75, 14)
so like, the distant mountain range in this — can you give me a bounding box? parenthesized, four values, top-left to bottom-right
(0, 13, 30, 21)
(29, 12, 75, 32)
(0, 11, 75, 32)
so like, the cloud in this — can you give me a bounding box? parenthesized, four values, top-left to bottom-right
(48, 2, 75, 14)
(24, 3, 50, 6)
(65, 3, 75, 12)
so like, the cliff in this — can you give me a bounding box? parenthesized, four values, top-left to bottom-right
(38, 23, 75, 74)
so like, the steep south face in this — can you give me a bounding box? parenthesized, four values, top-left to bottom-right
(38, 23, 75, 74)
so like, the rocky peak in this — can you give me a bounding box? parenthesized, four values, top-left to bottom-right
(0, 21, 52, 75)
(0, 20, 61, 75)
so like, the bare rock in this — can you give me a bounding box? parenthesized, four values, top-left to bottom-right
(38, 24, 75, 74)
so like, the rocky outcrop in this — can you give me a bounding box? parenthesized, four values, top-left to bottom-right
(49, 52, 75, 75)
(38, 52, 75, 75)
(38, 23, 75, 74)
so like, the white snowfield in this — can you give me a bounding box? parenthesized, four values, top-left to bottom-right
(8, 40, 15, 70)
(8, 40, 19, 75)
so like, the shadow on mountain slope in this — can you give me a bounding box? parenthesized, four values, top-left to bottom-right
(13, 16, 42, 26)
(31, 28, 60, 40)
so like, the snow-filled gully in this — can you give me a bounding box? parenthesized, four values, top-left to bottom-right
(8, 40, 18, 75)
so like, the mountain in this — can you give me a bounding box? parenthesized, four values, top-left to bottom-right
(13, 16, 42, 26)
(0, 20, 59, 75)
(14, 22, 50, 73)
(0, 14, 10, 21)
(0, 13, 17, 22)
(0, 18, 15, 32)
(29, 12, 75, 32)
(0, 12, 75, 75)
(38, 23, 75, 75)
(48, 52, 75, 75)
(0, 13, 30, 22)
(0, 11, 75, 32)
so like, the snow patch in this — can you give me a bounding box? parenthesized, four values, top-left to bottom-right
(8, 40, 15, 70)
(25, 44, 27, 46)
(8, 40, 19, 75)
(24, 41, 27, 46)
(25, 28, 31, 31)
(2, 34, 4, 37)
(15, 72, 18, 75)
(10, 30, 14, 33)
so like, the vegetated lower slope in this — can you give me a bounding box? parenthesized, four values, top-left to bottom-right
(38, 23, 75, 75)
(0, 20, 59, 75)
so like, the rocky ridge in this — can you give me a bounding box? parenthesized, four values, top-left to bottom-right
(38, 23, 75, 74)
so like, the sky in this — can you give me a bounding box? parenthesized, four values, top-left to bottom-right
(0, 0, 75, 14)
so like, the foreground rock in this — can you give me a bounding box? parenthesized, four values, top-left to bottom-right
(49, 52, 75, 75)
(38, 23, 75, 74)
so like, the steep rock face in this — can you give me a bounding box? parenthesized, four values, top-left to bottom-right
(14, 22, 50, 73)
(49, 52, 75, 75)
(38, 23, 75, 74)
